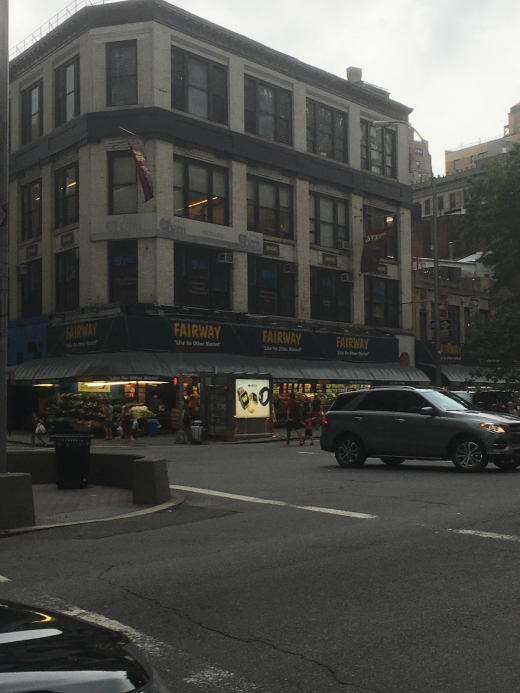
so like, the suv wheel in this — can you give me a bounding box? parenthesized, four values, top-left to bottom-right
(335, 435, 367, 468)
(451, 437, 488, 472)
(493, 460, 520, 471)
(380, 457, 406, 466)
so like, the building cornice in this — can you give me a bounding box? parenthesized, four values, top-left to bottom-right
(9, 107, 413, 207)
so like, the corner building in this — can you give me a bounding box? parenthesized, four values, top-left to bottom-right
(8, 0, 427, 437)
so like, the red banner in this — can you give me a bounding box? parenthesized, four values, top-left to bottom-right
(127, 140, 154, 202)
(360, 228, 388, 273)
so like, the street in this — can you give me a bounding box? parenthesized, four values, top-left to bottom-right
(3, 441, 520, 692)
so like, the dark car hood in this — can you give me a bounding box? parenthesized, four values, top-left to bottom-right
(0, 600, 150, 693)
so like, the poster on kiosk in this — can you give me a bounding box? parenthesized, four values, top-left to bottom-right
(235, 379, 271, 418)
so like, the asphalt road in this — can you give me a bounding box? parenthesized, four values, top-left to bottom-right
(3, 441, 520, 692)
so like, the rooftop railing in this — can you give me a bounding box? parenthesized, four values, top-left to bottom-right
(9, 0, 121, 60)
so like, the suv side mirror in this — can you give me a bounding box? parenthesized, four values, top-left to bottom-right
(420, 406, 435, 416)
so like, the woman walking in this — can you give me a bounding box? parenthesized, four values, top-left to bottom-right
(31, 412, 47, 447)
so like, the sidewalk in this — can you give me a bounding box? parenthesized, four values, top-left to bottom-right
(7, 430, 293, 447)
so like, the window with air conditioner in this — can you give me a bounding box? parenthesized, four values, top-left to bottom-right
(248, 256, 295, 317)
(309, 193, 348, 249)
(174, 244, 231, 310)
(311, 267, 351, 323)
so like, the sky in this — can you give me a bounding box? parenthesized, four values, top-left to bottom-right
(8, 0, 520, 175)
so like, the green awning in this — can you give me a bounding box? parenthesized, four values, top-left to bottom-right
(12, 352, 430, 384)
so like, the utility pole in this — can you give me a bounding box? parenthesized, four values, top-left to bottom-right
(0, 0, 9, 474)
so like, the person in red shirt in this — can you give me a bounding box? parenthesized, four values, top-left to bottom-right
(283, 392, 304, 446)
(303, 416, 314, 445)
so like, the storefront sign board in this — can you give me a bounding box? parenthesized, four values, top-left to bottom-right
(91, 213, 263, 255)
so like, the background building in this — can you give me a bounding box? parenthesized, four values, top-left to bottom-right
(7, 0, 426, 434)
(408, 128, 430, 183)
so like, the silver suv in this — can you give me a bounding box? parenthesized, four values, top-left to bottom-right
(320, 387, 520, 473)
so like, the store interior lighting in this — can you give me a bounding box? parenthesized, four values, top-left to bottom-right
(85, 381, 169, 387)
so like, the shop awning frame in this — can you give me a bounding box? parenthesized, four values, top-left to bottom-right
(12, 352, 431, 385)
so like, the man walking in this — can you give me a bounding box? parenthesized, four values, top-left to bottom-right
(284, 392, 304, 446)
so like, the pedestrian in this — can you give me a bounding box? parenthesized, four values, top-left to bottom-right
(302, 399, 311, 417)
(121, 405, 133, 443)
(31, 412, 47, 447)
(311, 393, 323, 428)
(303, 415, 314, 446)
(496, 396, 508, 414)
(283, 392, 304, 446)
(103, 402, 114, 440)
(508, 401, 519, 417)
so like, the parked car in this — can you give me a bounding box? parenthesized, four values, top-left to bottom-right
(320, 386, 520, 473)
(0, 599, 169, 692)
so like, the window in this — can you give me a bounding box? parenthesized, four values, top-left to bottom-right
(20, 260, 42, 318)
(419, 311, 428, 341)
(454, 159, 460, 171)
(415, 148, 423, 157)
(364, 276, 399, 328)
(174, 157, 228, 225)
(109, 240, 138, 305)
(55, 56, 79, 126)
(464, 306, 471, 331)
(364, 207, 398, 260)
(425, 199, 431, 216)
(449, 193, 456, 209)
(21, 81, 43, 145)
(356, 390, 398, 412)
(21, 180, 42, 241)
(479, 309, 489, 321)
(247, 176, 292, 239)
(171, 47, 228, 125)
(309, 194, 348, 248)
(106, 40, 137, 107)
(306, 100, 347, 162)
(55, 249, 79, 312)
(310, 268, 351, 323)
(108, 152, 137, 215)
(448, 305, 461, 343)
(248, 256, 295, 317)
(395, 391, 429, 414)
(437, 196, 444, 212)
(415, 160, 421, 168)
(361, 121, 396, 177)
(55, 163, 79, 228)
(174, 244, 231, 310)
(244, 76, 292, 145)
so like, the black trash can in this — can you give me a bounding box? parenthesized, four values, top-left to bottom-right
(51, 434, 94, 489)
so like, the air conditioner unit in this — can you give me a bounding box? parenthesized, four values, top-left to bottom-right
(17, 264, 28, 276)
(338, 241, 350, 251)
(284, 263, 297, 275)
(217, 253, 233, 264)
(340, 272, 352, 283)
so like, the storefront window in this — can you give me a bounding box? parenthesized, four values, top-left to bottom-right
(174, 243, 231, 310)
(248, 257, 295, 317)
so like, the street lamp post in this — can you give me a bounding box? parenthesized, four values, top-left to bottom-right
(372, 120, 441, 388)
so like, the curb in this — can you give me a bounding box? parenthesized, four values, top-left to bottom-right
(0, 491, 185, 538)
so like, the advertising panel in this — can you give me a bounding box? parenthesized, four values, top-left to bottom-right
(235, 378, 271, 418)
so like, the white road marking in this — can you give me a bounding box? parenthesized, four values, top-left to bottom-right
(34, 596, 177, 661)
(170, 485, 377, 520)
(0, 575, 11, 583)
(184, 666, 262, 692)
(297, 505, 377, 520)
(449, 529, 520, 542)
(297, 451, 316, 454)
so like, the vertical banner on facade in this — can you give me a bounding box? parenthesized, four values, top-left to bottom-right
(127, 140, 154, 202)
(360, 228, 388, 273)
